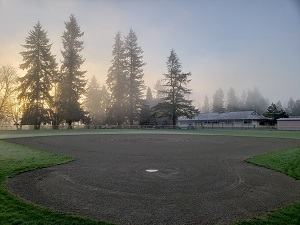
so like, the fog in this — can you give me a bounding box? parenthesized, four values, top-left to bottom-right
(1, 0, 299, 106)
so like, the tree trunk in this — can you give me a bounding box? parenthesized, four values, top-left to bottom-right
(67, 120, 73, 129)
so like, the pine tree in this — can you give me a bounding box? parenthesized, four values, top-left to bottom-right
(139, 87, 155, 125)
(286, 97, 295, 115)
(293, 100, 300, 116)
(202, 95, 210, 113)
(263, 103, 289, 125)
(152, 49, 198, 126)
(212, 88, 225, 113)
(154, 79, 166, 99)
(245, 87, 268, 113)
(287, 98, 300, 116)
(56, 15, 87, 128)
(84, 76, 109, 125)
(146, 87, 156, 107)
(106, 31, 127, 125)
(239, 89, 247, 110)
(19, 22, 58, 129)
(227, 87, 239, 112)
(124, 29, 146, 125)
(275, 100, 283, 110)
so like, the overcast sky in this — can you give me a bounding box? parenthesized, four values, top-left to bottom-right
(1, 0, 300, 107)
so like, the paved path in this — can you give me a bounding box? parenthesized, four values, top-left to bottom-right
(7, 134, 300, 225)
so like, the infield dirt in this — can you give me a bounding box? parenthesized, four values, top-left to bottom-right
(7, 134, 300, 225)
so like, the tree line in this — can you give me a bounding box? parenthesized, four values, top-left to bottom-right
(0, 15, 198, 129)
(0, 15, 299, 129)
(200, 87, 269, 114)
(197, 87, 300, 116)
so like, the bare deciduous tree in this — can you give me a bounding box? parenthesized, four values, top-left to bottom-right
(0, 65, 19, 125)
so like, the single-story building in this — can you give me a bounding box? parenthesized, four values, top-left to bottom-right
(277, 118, 300, 130)
(178, 111, 266, 129)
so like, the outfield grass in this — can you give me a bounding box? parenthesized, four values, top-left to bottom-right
(235, 147, 300, 225)
(0, 140, 113, 225)
(0, 128, 299, 140)
(247, 147, 300, 180)
(0, 130, 300, 225)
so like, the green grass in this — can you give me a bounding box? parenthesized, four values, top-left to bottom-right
(0, 140, 113, 225)
(0, 128, 299, 140)
(247, 147, 300, 180)
(234, 147, 300, 225)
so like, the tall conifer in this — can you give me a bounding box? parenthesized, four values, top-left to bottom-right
(106, 31, 127, 125)
(153, 49, 198, 126)
(19, 22, 58, 129)
(124, 29, 146, 125)
(84, 76, 109, 125)
(56, 15, 87, 128)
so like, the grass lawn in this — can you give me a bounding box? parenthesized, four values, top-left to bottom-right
(0, 128, 299, 140)
(0, 140, 113, 225)
(0, 130, 299, 224)
(235, 147, 300, 225)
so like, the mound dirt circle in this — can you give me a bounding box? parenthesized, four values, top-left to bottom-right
(7, 134, 300, 225)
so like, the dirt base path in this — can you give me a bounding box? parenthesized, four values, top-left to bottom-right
(7, 134, 300, 225)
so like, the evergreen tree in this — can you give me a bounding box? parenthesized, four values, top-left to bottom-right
(139, 101, 153, 125)
(289, 99, 300, 116)
(263, 103, 289, 125)
(275, 100, 283, 110)
(245, 87, 268, 113)
(56, 15, 87, 128)
(286, 97, 295, 115)
(146, 87, 153, 102)
(154, 79, 166, 99)
(212, 88, 225, 113)
(152, 49, 198, 126)
(19, 22, 58, 129)
(106, 31, 127, 125)
(201, 95, 210, 113)
(124, 29, 146, 125)
(227, 87, 239, 112)
(294, 100, 300, 116)
(139, 87, 155, 125)
(239, 89, 247, 110)
(84, 76, 109, 125)
(146, 87, 156, 107)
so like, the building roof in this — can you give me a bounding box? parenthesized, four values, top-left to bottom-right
(277, 118, 300, 121)
(179, 111, 265, 121)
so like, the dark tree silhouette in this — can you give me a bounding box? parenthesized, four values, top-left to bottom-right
(106, 31, 127, 125)
(263, 103, 289, 125)
(139, 87, 156, 125)
(152, 49, 198, 126)
(19, 22, 58, 129)
(55, 15, 87, 128)
(124, 29, 146, 125)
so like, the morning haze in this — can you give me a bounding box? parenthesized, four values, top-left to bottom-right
(0, 0, 299, 107)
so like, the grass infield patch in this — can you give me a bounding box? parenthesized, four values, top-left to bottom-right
(0, 140, 113, 225)
(235, 147, 300, 225)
